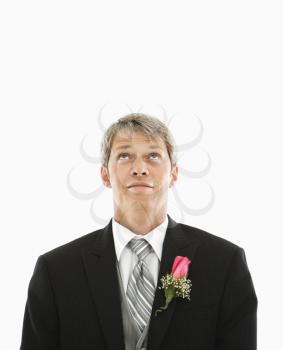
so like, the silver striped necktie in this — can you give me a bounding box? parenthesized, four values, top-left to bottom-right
(126, 238, 156, 333)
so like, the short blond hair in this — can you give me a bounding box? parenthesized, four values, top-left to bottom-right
(100, 113, 177, 168)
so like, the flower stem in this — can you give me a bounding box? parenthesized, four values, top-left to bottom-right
(154, 286, 175, 316)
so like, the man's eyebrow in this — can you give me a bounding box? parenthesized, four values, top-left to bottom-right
(114, 145, 163, 151)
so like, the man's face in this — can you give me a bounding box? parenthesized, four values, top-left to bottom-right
(101, 131, 178, 214)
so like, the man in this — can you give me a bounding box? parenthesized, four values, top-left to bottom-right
(20, 113, 258, 349)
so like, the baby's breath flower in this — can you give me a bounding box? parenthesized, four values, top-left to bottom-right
(155, 272, 192, 316)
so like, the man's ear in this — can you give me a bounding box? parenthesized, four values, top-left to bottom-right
(101, 165, 112, 188)
(169, 165, 178, 188)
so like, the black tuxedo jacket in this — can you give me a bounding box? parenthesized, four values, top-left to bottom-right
(20, 214, 257, 350)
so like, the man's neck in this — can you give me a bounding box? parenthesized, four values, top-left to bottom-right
(113, 211, 167, 235)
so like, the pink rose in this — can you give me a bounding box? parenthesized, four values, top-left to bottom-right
(172, 256, 191, 279)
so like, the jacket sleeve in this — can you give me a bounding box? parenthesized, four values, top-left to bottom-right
(215, 247, 258, 350)
(20, 255, 60, 350)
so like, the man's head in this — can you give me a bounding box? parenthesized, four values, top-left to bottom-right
(100, 113, 178, 218)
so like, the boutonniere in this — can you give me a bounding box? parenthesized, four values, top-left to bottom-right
(155, 256, 192, 316)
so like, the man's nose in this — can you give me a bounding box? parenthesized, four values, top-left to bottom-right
(130, 159, 149, 176)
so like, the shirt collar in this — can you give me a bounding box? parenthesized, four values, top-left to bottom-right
(112, 214, 169, 262)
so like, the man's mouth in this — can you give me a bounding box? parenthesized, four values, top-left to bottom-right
(127, 185, 154, 192)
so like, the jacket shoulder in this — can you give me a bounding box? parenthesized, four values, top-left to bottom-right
(177, 223, 250, 278)
(41, 226, 104, 261)
(178, 222, 243, 253)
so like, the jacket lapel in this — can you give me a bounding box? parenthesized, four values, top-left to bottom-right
(147, 215, 200, 350)
(81, 219, 125, 350)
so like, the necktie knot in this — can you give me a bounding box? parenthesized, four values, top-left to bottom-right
(128, 238, 152, 261)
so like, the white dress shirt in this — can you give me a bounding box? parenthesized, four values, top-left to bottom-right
(112, 215, 169, 294)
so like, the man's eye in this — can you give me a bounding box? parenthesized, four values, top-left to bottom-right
(118, 153, 129, 159)
(149, 153, 160, 159)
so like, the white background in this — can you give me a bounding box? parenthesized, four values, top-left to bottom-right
(1, 1, 282, 348)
